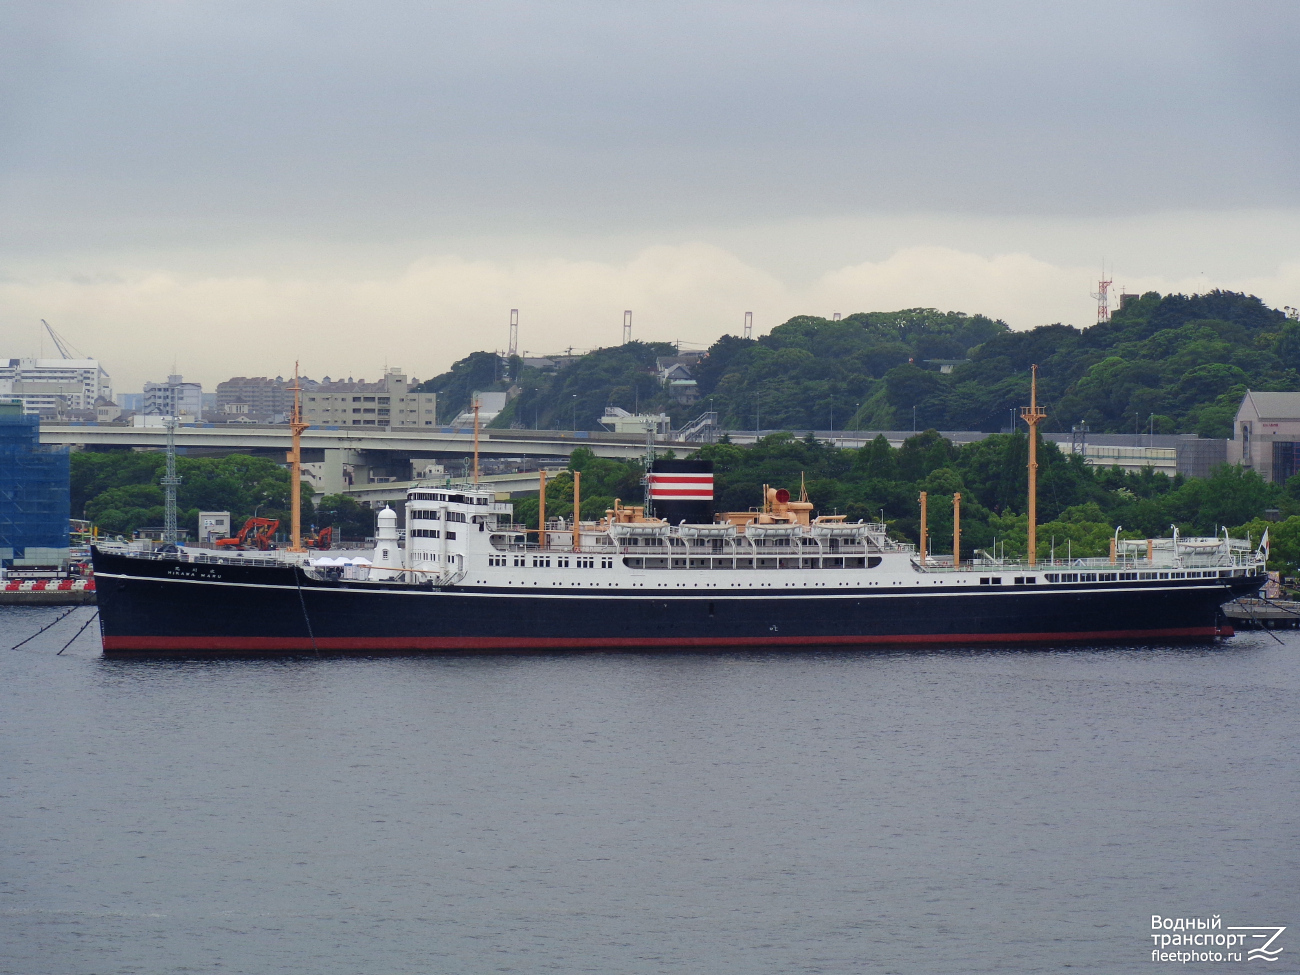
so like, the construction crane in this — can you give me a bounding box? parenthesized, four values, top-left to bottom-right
(41, 320, 83, 359)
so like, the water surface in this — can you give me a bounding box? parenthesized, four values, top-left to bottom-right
(3, 606, 1297, 973)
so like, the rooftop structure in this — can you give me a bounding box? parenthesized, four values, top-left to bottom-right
(600, 407, 673, 437)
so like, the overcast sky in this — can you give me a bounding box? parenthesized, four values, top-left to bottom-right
(2, 1, 1298, 394)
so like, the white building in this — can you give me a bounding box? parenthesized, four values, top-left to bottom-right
(450, 390, 509, 426)
(0, 358, 112, 415)
(599, 407, 673, 438)
(143, 374, 203, 418)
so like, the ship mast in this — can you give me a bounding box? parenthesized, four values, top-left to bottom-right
(918, 490, 927, 566)
(472, 398, 480, 483)
(161, 416, 181, 545)
(1019, 364, 1046, 566)
(287, 363, 307, 552)
(572, 470, 581, 552)
(538, 468, 547, 549)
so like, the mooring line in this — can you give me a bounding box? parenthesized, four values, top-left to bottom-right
(57, 611, 100, 654)
(295, 569, 320, 657)
(9, 605, 80, 650)
(1259, 595, 1300, 619)
(1243, 601, 1285, 645)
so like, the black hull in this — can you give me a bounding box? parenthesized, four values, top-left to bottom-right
(91, 549, 1261, 655)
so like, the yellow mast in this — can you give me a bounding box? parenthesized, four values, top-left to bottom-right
(952, 492, 961, 568)
(1019, 364, 1047, 566)
(472, 398, 480, 483)
(538, 468, 547, 549)
(918, 491, 928, 566)
(572, 470, 581, 552)
(287, 363, 307, 552)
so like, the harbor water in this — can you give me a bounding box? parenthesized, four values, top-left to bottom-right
(2, 606, 1297, 974)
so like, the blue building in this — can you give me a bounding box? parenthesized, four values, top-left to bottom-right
(0, 400, 70, 566)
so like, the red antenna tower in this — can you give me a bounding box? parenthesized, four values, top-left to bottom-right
(1091, 267, 1113, 323)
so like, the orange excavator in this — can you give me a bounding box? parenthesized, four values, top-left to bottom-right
(214, 517, 280, 550)
(304, 526, 333, 550)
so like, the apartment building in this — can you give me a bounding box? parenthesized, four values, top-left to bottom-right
(0, 357, 113, 415)
(302, 368, 436, 428)
(143, 374, 203, 418)
(215, 376, 300, 419)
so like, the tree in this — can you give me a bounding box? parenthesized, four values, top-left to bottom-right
(315, 494, 375, 541)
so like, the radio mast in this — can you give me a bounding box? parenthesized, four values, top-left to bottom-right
(623, 310, 632, 344)
(743, 311, 753, 339)
(1092, 267, 1113, 323)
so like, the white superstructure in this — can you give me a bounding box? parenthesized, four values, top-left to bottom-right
(356, 482, 1261, 592)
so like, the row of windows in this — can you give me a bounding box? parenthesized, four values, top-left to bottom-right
(624, 535, 857, 551)
(510, 556, 615, 569)
(408, 493, 491, 506)
(410, 529, 441, 539)
(1040, 569, 1230, 583)
(622, 556, 882, 570)
(307, 395, 391, 403)
(622, 536, 838, 548)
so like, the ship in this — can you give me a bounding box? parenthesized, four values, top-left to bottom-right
(90, 370, 1266, 655)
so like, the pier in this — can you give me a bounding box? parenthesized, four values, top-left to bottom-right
(1223, 598, 1300, 629)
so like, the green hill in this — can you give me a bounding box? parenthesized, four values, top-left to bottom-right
(416, 291, 1294, 436)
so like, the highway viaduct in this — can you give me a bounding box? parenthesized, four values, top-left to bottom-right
(39, 423, 653, 496)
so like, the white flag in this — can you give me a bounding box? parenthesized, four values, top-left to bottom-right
(1260, 528, 1270, 558)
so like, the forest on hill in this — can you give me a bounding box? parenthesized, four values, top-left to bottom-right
(417, 291, 1296, 437)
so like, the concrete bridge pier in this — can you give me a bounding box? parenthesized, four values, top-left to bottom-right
(320, 448, 369, 496)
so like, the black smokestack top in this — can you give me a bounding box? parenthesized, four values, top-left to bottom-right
(649, 459, 714, 525)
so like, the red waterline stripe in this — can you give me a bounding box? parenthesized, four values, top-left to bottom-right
(102, 626, 1227, 652)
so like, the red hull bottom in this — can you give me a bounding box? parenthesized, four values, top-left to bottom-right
(103, 625, 1231, 653)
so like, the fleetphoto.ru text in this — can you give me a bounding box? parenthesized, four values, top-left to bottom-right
(1151, 916, 1285, 964)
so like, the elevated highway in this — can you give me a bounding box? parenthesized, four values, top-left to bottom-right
(40, 423, 650, 494)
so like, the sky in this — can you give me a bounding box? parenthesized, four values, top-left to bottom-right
(2, 0, 1298, 394)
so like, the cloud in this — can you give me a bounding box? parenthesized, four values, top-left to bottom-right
(5, 239, 1298, 395)
(2, 0, 1298, 251)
